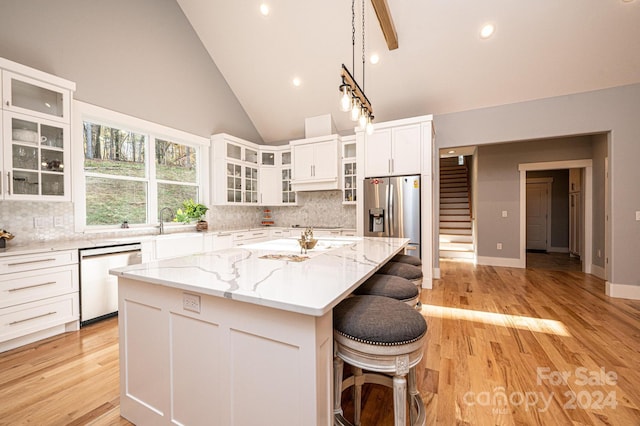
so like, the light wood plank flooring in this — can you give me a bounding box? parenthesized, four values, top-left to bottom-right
(2, 260, 639, 425)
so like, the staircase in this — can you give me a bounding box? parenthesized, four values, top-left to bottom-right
(439, 157, 474, 259)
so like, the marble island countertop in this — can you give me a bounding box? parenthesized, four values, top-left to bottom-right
(110, 236, 408, 316)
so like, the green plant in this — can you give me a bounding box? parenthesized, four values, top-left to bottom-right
(174, 199, 209, 223)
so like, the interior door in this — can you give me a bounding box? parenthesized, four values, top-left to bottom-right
(526, 183, 549, 251)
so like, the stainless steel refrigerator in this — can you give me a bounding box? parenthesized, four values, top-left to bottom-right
(363, 175, 421, 258)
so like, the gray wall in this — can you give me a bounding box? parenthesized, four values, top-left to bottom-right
(435, 83, 639, 287)
(527, 169, 570, 250)
(475, 137, 593, 259)
(0, 0, 262, 142)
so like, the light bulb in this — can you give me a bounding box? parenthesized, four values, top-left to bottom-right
(358, 107, 367, 130)
(366, 116, 374, 135)
(350, 99, 360, 121)
(340, 86, 351, 112)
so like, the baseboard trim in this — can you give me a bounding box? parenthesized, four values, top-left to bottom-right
(433, 267, 441, 280)
(591, 264, 606, 280)
(548, 246, 569, 253)
(477, 256, 524, 268)
(606, 282, 640, 300)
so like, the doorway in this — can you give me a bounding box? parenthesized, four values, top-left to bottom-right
(518, 160, 593, 274)
(525, 179, 552, 251)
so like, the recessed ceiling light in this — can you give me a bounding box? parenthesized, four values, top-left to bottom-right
(370, 53, 380, 65)
(448, 150, 456, 154)
(292, 77, 301, 87)
(259, 3, 270, 16)
(480, 23, 495, 39)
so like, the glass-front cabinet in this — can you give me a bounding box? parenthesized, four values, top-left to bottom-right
(280, 150, 295, 204)
(2, 71, 71, 123)
(342, 136, 357, 204)
(0, 59, 74, 201)
(211, 134, 260, 205)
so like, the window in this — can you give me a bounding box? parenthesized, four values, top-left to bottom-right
(74, 102, 209, 230)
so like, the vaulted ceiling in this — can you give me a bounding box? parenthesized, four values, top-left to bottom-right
(177, 0, 640, 144)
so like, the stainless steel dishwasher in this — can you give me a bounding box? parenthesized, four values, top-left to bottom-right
(79, 243, 142, 326)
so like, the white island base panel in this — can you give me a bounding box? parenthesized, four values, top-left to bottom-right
(119, 277, 333, 426)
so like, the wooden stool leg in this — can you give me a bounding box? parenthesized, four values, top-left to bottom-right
(393, 375, 407, 426)
(409, 367, 418, 425)
(333, 356, 345, 419)
(353, 367, 363, 425)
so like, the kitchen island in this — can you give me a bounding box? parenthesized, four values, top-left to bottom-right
(110, 236, 408, 426)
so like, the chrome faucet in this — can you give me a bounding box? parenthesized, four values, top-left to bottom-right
(159, 207, 174, 235)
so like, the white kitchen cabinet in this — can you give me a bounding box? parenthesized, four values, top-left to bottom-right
(364, 124, 421, 177)
(211, 134, 261, 205)
(204, 232, 234, 251)
(270, 228, 292, 239)
(0, 58, 75, 201)
(260, 167, 280, 205)
(280, 150, 296, 204)
(2, 111, 70, 200)
(0, 249, 79, 353)
(259, 146, 294, 206)
(233, 230, 270, 246)
(342, 136, 357, 204)
(290, 134, 340, 191)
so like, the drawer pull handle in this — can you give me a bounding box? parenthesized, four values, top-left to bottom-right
(218, 233, 232, 237)
(9, 311, 57, 326)
(7, 258, 57, 267)
(8, 281, 57, 292)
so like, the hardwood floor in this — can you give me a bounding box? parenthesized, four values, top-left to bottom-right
(2, 260, 639, 425)
(0, 317, 131, 426)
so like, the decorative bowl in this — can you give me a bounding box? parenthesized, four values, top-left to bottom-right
(298, 238, 318, 251)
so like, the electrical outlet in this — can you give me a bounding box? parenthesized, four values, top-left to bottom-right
(54, 216, 64, 227)
(636, 211, 640, 221)
(501, 210, 508, 218)
(597, 249, 602, 258)
(496, 243, 503, 250)
(183, 293, 201, 313)
(33, 216, 53, 228)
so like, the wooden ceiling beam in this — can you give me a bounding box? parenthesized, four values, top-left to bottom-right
(370, 0, 398, 50)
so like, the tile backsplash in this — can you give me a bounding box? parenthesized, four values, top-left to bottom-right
(0, 191, 356, 244)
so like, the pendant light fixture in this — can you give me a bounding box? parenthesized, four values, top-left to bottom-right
(339, 0, 374, 135)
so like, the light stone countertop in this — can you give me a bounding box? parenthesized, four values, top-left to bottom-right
(110, 236, 408, 316)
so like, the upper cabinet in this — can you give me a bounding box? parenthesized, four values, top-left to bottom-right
(364, 124, 421, 177)
(258, 146, 295, 206)
(290, 134, 340, 191)
(341, 135, 357, 204)
(211, 134, 260, 205)
(0, 58, 75, 201)
(2, 70, 71, 123)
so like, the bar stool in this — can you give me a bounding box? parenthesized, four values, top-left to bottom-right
(333, 295, 427, 426)
(392, 253, 422, 267)
(377, 261, 424, 310)
(353, 274, 419, 308)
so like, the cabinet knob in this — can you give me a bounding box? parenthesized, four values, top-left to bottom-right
(5, 101, 9, 107)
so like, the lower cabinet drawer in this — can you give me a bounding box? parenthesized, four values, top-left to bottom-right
(0, 250, 78, 274)
(0, 264, 79, 309)
(0, 293, 79, 343)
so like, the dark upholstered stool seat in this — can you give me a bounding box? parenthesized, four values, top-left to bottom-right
(353, 274, 419, 305)
(377, 261, 424, 311)
(392, 253, 422, 267)
(378, 261, 423, 281)
(334, 295, 426, 346)
(333, 295, 427, 426)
